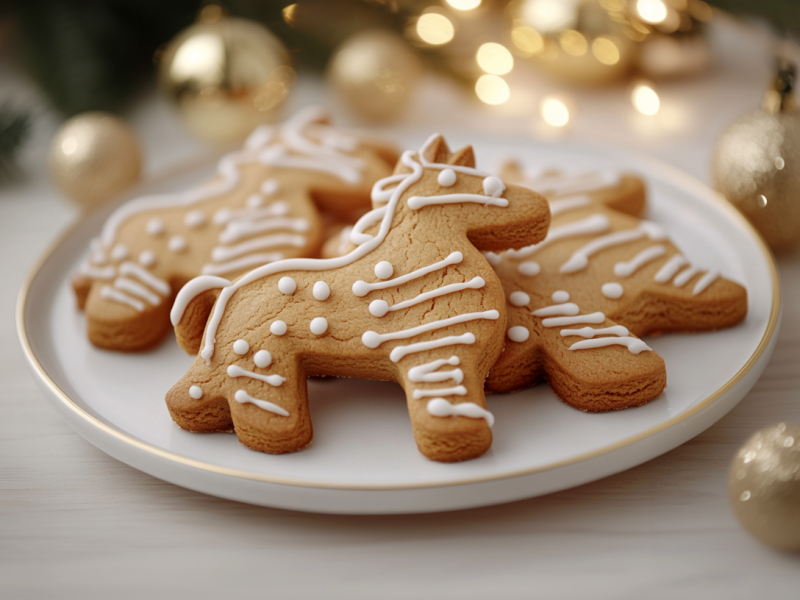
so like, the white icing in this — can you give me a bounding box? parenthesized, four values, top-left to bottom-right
(353, 252, 463, 297)
(210, 234, 306, 262)
(654, 255, 688, 283)
(602, 282, 623, 299)
(170, 275, 231, 325)
(551, 290, 569, 303)
(146, 218, 164, 237)
(525, 170, 621, 198)
(560, 325, 629, 338)
(233, 339, 250, 355)
(270, 320, 288, 336)
(569, 337, 651, 354)
(482, 176, 506, 197)
(368, 277, 485, 317)
(189, 385, 203, 399)
(407, 356, 463, 384)
(542, 312, 605, 328)
(261, 179, 279, 195)
(559, 222, 667, 274)
(674, 265, 701, 287)
(507, 214, 610, 259)
(310, 317, 328, 335)
(169, 236, 187, 253)
(483, 251, 501, 266)
(278, 276, 296, 295)
(218, 216, 310, 244)
(337, 226, 353, 255)
(412, 386, 467, 399)
(407, 193, 508, 210)
(614, 245, 666, 277)
(254, 350, 272, 368)
(532, 303, 580, 317)
(111, 244, 128, 262)
(79, 264, 115, 280)
(100, 285, 144, 312)
(138, 250, 156, 267)
(114, 277, 160, 305)
(509, 291, 530, 307)
(213, 202, 289, 227)
(233, 389, 290, 416)
(91, 250, 106, 264)
(246, 194, 263, 208)
(427, 398, 494, 427)
(549, 195, 591, 216)
(374, 261, 394, 279)
(119, 262, 170, 295)
(693, 270, 720, 295)
(390, 333, 476, 363)
(201, 252, 284, 276)
(184, 210, 205, 228)
(438, 169, 457, 186)
(227, 364, 285, 387)
(312, 281, 330, 301)
(507, 326, 530, 342)
(362, 310, 499, 349)
(517, 261, 540, 276)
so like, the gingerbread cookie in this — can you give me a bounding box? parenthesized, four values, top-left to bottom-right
(165, 135, 550, 462)
(485, 164, 748, 411)
(73, 107, 398, 351)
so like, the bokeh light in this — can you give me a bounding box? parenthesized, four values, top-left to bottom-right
(475, 75, 510, 105)
(511, 26, 544, 57)
(446, 0, 481, 10)
(591, 37, 620, 65)
(632, 82, 660, 115)
(559, 30, 587, 56)
(416, 13, 455, 45)
(636, 0, 668, 24)
(476, 43, 514, 75)
(541, 96, 570, 127)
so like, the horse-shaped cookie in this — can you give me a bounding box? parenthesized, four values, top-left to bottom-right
(486, 163, 747, 411)
(166, 135, 550, 462)
(73, 107, 397, 351)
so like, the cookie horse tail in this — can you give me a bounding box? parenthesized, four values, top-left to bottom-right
(171, 276, 231, 355)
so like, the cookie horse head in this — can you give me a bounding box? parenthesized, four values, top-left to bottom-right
(73, 107, 397, 351)
(166, 134, 550, 462)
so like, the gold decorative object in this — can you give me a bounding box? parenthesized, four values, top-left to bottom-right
(328, 30, 421, 122)
(712, 62, 800, 253)
(48, 112, 141, 209)
(158, 7, 294, 144)
(507, 0, 639, 85)
(728, 423, 800, 552)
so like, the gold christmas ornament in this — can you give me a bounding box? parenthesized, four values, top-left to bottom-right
(712, 63, 800, 253)
(328, 30, 421, 122)
(508, 0, 639, 86)
(158, 9, 294, 144)
(48, 112, 141, 209)
(728, 423, 800, 552)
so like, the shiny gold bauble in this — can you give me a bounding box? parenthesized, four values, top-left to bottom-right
(158, 12, 293, 144)
(328, 30, 421, 122)
(508, 0, 638, 86)
(728, 423, 800, 552)
(712, 69, 800, 253)
(48, 112, 142, 209)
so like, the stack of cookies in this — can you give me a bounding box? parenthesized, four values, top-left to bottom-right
(73, 108, 747, 463)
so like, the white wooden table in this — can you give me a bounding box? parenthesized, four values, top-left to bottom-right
(2, 18, 799, 598)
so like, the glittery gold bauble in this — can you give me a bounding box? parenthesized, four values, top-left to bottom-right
(158, 9, 294, 144)
(712, 64, 800, 252)
(48, 112, 142, 209)
(728, 423, 800, 552)
(328, 30, 421, 122)
(508, 0, 639, 86)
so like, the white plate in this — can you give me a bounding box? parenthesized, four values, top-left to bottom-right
(17, 137, 780, 514)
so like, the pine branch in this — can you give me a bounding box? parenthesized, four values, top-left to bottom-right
(0, 103, 31, 182)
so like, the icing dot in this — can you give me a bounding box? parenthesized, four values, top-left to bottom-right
(139, 250, 156, 268)
(551, 290, 570, 303)
(374, 261, 394, 280)
(184, 210, 205, 228)
(518, 261, 540, 276)
(508, 326, 530, 343)
(254, 350, 272, 368)
(270, 320, 287, 336)
(509, 291, 530, 307)
(310, 317, 328, 335)
(352, 281, 370, 297)
(369, 299, 390, 317)
(246, 194, 263, 208)
(362, 331, 381, 349)
(483, 176, 506, 198)
(146, 218, 164, 237)
(438, 169, 457, 187)
(233, 339, 250, 355)
(213, 208, 232, 225)
(602, 282, 624, 299)
(313, 281, 330, 301)
(92, 251, 106, 264)
(189, 385, 203, 399)
(111, 244, 128, 262)
(261, 179, 279, 195)
(169, 236, 187, 253)
(278, 276, 296, 295)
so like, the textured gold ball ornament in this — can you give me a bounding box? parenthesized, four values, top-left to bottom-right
(712, 63, 800, 252)
(728, 423, 800, 552)
(48, 112, 142, 209)
(158, 11, 293, 144)
(328, 30, 421, 122)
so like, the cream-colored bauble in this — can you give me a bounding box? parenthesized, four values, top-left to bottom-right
(159, 11, 293, 144)
(508, 0, 638, 86)
(712, 65, 800, 252)
(728, 423, 800, 552)
(48, 112, 142, 209)
(328, 30, 421, 122)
